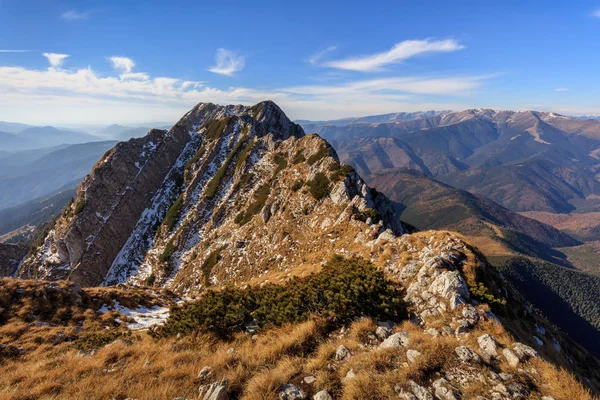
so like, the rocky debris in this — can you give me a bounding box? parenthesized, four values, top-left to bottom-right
(279, 384, 308, 400)
(303, 376, 316, 384)
(407, 349, 422, 363)
(198, 366, 212, 381)
(407, 380, 433, 400)
(200, 378, 228, 400)
(380, 332, 410, 349)
(335, 344, 351, 361)
(313, 390, 332, 400)
(478, 334, 499, 357)
(455, 345, 481, 364)
(432, 378, 459, 400)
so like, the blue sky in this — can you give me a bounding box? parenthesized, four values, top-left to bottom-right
(1, 0, 600, 124)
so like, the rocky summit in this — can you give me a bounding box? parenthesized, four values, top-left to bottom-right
(1, 101, 599, 399)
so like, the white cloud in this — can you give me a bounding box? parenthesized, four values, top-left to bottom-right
(208, 48, 245, 77)
(555, 88, 569, 92)
(592, 9, 600, 17)
(62, 10, 93, 21)
(109, 56, 136, 74)
(0, 50, 31, 53)
(0, 53, 493, 124)
(323, 39, 464, 72)
(309, 46, 337, 65)
(43, 53, 69, 68)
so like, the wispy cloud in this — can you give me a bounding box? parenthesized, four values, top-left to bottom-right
(42, 53, 69, 68)
(323, 39, 465, 72)
(208, 48, 245, 77)
(61, 10, 93, 21)
(555, 88, 569, 92)
(108, 56, 150, 80)
(308, 46, 337, 65)
(592, 9, 600, 17)
(0, 49, 31, 53)
(109, 56, 135, 73)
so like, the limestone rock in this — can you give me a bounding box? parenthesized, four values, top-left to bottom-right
(335, 344, 351, 361)
(407, 349, 422, 363)
(429, 271, 470, 300)
(503, 348, 520, 367)
(478, 334, 499, 357)
(380, 332, 410, 349)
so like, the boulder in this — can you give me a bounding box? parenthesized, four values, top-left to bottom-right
(375, 326, 392, 340)
(478, 334, 499, 357)
(503, 348, 520, 367)
(201, 379, 228, 400)
(429, 271, 470, 300)
(512, 342, 538, 359)
(380, 332, 410, 349)
(335, 344, 351, 361)
(407, 349, 422, 363)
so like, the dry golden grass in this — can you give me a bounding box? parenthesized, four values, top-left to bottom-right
(0, 312, 596, 400)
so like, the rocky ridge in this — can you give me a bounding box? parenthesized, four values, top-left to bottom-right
(17, 101, 402, 292)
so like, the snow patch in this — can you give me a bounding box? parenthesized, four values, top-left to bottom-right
(97, 300, 170, 330)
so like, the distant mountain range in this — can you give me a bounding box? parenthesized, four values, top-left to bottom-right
(0, 121, 172, 151)
(302, 109, 600, 214)
(296, 110, 450, 127)
(0, 140, 117, 210)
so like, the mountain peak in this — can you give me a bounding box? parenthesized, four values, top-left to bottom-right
(18, 101, 398, 289)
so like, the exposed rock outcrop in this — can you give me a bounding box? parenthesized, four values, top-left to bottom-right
(0, 243, 27, 277)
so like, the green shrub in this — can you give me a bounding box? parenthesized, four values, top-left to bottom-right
(469, 282, 507, 314)
(201, 246, 226, 284)
(160, 239, 176, 262)
(307, 172, 331, 200)
(273, 153, 288, 178)
(235, 139, 255, 171)
(306, 146, 329, 166)
(353, 207, 381, 224)
(161, 256, 405, 338)
(292, 179, 304, 191)
(205, 136, 248, 199)
(250, 102, 264, 117)
(203, 116, 233, 140)
(74, 198, 86, 215)
(292, 150, 306, 164)
(163, 195, 184, 231)
(235, 182, 271, 226)
(184, 145, 205, 181)
(329, 163, 354, 182)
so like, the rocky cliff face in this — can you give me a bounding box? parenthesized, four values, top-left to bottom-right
(18, 101, 402, 290)
(0, 243, 27, 277)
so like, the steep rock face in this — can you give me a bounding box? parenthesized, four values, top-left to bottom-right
(18, 101, 402, 290)
(0, 243, 27, 277)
